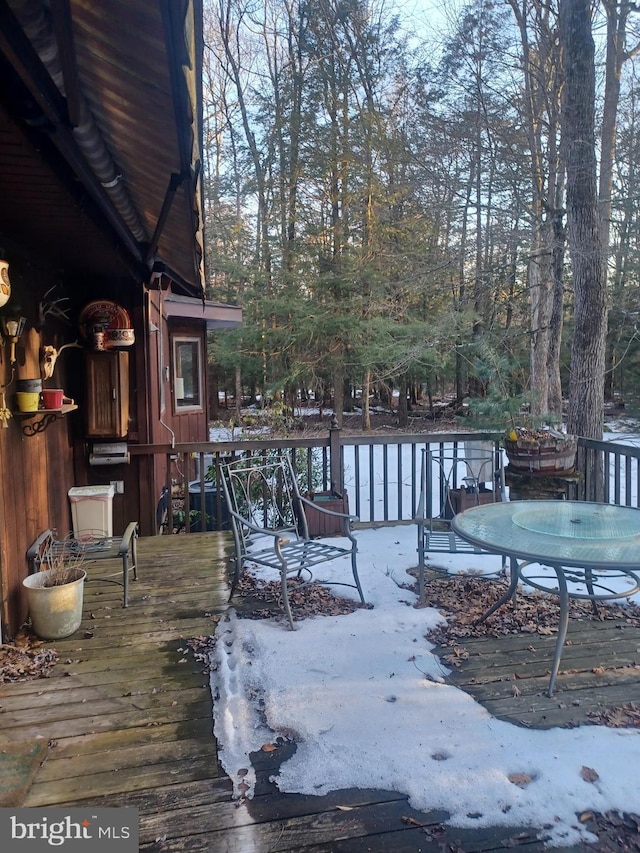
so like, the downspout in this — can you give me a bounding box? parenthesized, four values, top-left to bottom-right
(149, 278, 175, 448)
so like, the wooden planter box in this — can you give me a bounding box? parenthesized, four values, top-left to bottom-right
(446, 488, 497, 517)
(304, 491, 349, 538)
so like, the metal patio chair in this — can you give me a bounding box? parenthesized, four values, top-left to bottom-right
(416, 441, 506, 602)
(220, 454, 365, 629)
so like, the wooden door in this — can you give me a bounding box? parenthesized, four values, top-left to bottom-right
(85, 351, 130, 437)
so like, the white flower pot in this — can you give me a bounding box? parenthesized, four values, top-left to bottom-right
(23, 569, 86, 640)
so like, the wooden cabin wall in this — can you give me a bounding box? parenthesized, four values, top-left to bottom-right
(72, 287, 212, 541)
(70, 293, 147, 542)
(0, 271, 215, 634)
(80, 286, 177, 539)
(0, 261, 78, 640)
(0, 405, 77, 640)
(130, 288, 211, 537)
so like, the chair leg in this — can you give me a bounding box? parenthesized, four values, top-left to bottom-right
(229, 557, 243, 600)
(351, 549, 365, 603)
(281, 570, 296, 630)
(122, 553, 129, 607)
(131, 533, 138, 581)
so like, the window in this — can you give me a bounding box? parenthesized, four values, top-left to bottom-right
(173, 336, 202, 411)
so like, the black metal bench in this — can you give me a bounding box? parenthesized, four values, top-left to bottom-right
(220, 455, 365, 629)
(27, 522, 139, 607)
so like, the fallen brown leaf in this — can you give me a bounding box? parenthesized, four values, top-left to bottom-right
(0, 632, 59, 682)
(581, 766, 599, 783)
(587, 702, 640, 728)
(236, 573, 371, 623)
(422, 575, 640, 650)
(508, 772, 533, 788)
(401, 816, 425, 827)
(501, 832, 536, 847)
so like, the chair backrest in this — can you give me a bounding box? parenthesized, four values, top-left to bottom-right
(220, 455, 308, 554)
(461, 440, 496, 484)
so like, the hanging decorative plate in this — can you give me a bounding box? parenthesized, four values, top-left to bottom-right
(0, 260, 11, 308)
(78, 300, 134, 348)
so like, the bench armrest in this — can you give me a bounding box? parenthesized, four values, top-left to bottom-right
(118, 521, 139, 555)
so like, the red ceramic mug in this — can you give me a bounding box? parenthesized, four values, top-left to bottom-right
(42, 389, 66, 409)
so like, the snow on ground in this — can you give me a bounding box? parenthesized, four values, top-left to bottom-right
(207, 419, 640, 847)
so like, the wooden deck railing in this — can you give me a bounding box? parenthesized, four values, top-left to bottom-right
(129, 430, 640, 533)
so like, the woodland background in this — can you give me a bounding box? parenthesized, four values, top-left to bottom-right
(198, 0, 637, 437)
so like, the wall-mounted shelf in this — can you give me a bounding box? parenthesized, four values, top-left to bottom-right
(14, 404, 78, 436)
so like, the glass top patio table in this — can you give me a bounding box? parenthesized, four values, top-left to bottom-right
(450, 500, 640, 696)
(451, 500, 640, 570)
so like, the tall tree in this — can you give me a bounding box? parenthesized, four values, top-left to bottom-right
(599, 1, 640, 282)
(507, 0, 565, 421)
(561, 0, 607, 439)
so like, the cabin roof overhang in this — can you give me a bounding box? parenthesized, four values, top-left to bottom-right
(0, 0, 205, 295)
(163, 294, 242, 330)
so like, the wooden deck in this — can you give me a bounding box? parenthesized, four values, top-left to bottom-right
(1, 533, 637, 851)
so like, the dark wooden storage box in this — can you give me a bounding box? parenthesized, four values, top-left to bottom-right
(304, 491, 349, 537)
(447, 488, 497, 516)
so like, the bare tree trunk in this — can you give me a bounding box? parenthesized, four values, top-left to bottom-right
(599, 2, 640, 279)
(361, 369, 371, 432)
(209, 363, 220, 420)
(529, 222, 552, 416)
(547, 205, 566, 419)
(332, 365, 344, 428)
(507, 0, 564, 421)
(234, 364, 242, 424)
(561, 0, 607, 440)
(397, 376, 409, 428)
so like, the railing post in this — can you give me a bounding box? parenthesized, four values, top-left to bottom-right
(329, 415, 344, 495)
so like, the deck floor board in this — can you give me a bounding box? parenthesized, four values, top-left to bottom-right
(0, 532, 635, 850)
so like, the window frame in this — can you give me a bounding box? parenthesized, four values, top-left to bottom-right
(171, 334, 204, 413)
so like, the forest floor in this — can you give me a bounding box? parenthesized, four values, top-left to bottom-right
(215, 401, 471, 437)
(214, 397, 633, 438)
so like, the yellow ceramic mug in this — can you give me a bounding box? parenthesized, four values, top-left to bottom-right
(16, 391, 40, 412)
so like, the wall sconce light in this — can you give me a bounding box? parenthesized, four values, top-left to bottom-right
(1, 314, 27, 364)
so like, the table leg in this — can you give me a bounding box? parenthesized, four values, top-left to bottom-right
(547, 566, 569, 697)
(584, 567, 600, 618)
(475, 556, 519, 625)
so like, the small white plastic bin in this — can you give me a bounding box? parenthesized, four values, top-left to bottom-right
(68, 484, 115, 538)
